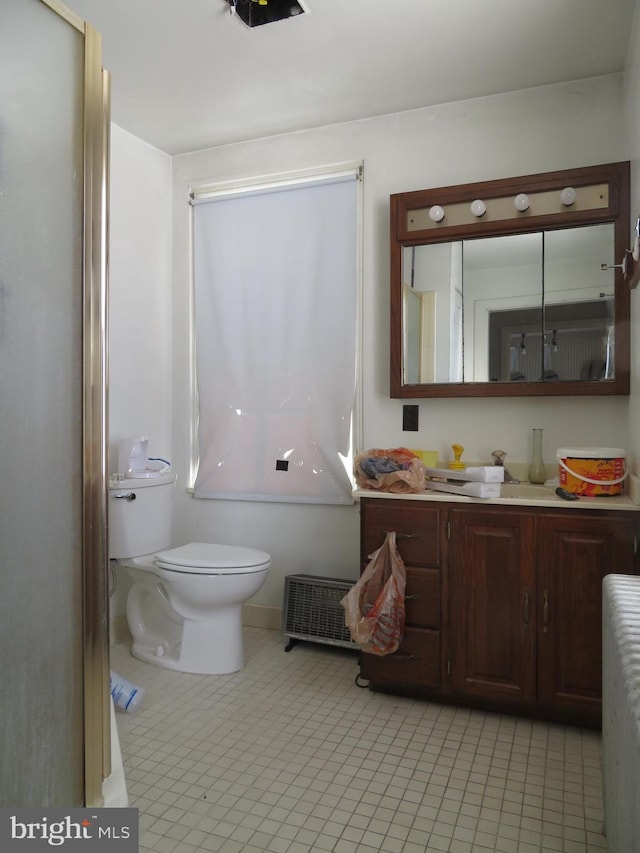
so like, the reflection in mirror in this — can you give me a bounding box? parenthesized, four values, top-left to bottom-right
(402, 242, 462, 384)
(541, 224, 615, 382)
(464, 232, 542, 383)
(402, 224, 616, 385)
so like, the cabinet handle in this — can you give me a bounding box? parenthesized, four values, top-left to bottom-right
(523, 590, 531, 626)
(543, 589, 550, 634)
(387, 532, 417, 540)
(389, 653, 417, 662)
(405, 594, 420, 601)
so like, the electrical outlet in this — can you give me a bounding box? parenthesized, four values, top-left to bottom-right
(402, 404, 419, 431)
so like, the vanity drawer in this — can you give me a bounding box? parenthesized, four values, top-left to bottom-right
(361, 500, 441, 568)
(360, 627, 441, 690)
(405, 567, 440, 628)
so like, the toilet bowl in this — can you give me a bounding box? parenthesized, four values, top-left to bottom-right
(125, 543, 270, 674)
(109, 471, 271, 675)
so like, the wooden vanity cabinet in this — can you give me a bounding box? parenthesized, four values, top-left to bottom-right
(359, 496, 638, 726)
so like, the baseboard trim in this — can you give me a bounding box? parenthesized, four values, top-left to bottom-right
(109, 614, 131, 645)
(243, 603, 281, 631)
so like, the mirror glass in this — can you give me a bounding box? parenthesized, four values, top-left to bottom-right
(403, 224, 615, 385)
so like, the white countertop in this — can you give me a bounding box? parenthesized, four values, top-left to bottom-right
(354, 485, 640, 511)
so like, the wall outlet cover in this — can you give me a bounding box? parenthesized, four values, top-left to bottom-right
(402, 405, 419, 431)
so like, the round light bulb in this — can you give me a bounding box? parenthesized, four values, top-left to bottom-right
(560, 186, 577, 206)
(470, 199, 486, 217)
(428, 205, 445, 223)
(514, 193, 530, 212)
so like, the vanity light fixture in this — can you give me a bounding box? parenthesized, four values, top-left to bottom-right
(514, 193, 530, 212)
(560, 186, 577, 206)
(470, 199, 486, 217)
(428, 205, 445, 223)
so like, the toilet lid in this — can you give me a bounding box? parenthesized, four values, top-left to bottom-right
(154, 542, 271, 574)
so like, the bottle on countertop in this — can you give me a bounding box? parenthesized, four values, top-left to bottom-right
(528, 428, 547, 484)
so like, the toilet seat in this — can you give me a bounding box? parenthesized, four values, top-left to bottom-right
(154, 542, 271, 575)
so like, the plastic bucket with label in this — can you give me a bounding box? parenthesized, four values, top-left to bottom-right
(556, 447, 627, 497)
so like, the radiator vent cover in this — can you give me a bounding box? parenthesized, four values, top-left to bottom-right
(282, 574, 357, 649)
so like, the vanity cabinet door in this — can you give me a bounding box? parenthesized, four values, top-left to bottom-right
(449, 508, 537, 706)
(536, 512, 637, 721)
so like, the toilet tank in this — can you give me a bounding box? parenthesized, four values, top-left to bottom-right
(108, 472, 176, 559)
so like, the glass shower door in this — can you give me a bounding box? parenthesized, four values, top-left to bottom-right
(0, 0, 109, 806)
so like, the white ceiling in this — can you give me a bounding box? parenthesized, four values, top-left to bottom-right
(64, 0, 637, 156)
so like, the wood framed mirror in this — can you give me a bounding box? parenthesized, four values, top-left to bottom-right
(390, 162, 630, 398)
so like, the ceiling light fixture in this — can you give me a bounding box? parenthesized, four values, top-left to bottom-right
(227, 0, 308, 28)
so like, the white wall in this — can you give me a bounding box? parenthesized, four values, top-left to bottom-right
(106, 75, 636, 616)
(167, 75, 630, 609)
(108, 125, 173, 465)
(108, 125, 172, 619)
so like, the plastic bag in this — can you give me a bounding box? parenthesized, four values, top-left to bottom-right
(341, 531, 406, 655)
(354, 447, 425, 494)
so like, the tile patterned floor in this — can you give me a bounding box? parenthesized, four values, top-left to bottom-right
(111, 628, 607, 853)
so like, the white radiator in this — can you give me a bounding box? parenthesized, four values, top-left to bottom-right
(602, 574, 640, 853)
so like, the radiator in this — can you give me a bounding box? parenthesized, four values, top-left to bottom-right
(281, 574, 357, 650)
(602, 574, 640, 853)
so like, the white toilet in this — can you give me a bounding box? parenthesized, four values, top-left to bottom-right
(109, 471, 271, 675)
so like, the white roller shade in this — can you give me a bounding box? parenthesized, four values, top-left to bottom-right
(192, 171, 359, 504)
